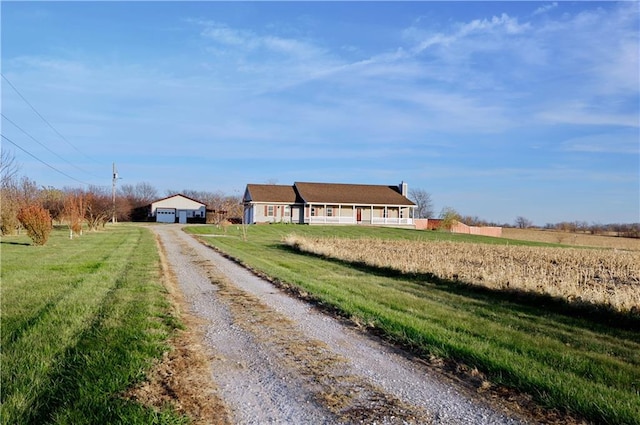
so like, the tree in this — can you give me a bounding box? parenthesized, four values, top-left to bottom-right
(0, 148, 20, 186)
(1, 176, 20, 235)
(118, 182, 158, 221)
(120, 182, 158, 207)
(85, 186, 111, 230)
(514, 216, 533, 229)
(439, 207, 461, 230)
(17, 204, 52, 245)
(1, 176, 39, 235)
(408, 188, 434, 219)
(40, 186, 66, 223)
(63, 191, 85, 238)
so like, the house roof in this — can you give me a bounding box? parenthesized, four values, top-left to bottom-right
(150, 193, 206, 206)
(245, 184, 301, 203)
(294, 182, 414, 205)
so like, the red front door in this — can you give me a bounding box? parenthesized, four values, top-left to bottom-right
(356, 208, 362, 222)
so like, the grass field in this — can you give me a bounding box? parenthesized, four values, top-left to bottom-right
(1, 225, 186, 424)
(187, 224, 640, 425)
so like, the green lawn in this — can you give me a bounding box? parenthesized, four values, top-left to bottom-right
(1, 225, 186, 425)
(186, 224, 640, 425)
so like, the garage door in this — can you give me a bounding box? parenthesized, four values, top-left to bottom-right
(156, 208, 176, 223)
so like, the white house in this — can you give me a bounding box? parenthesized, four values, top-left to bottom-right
(150, 194, 206, 224)
(243, 181, 416, 226)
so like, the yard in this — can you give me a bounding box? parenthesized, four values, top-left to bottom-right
(1, 225, 186, 424)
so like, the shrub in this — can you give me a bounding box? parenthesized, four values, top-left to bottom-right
(17, 204, 53, 246)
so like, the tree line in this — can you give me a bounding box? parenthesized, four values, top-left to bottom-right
(409, 187, 638, 238)
(0, 150, 242, 244)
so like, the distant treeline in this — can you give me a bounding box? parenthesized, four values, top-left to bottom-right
(455, 215, 639, 239)
(541, 221, 640, 239)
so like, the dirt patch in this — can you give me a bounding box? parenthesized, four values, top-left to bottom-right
(124, 235, 232, 425)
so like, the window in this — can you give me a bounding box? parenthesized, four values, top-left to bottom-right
(267, 206, 274, 217)
(327, 207, 333, 217)
(284, 205, 290, 217)
(311, 207, 316, 217)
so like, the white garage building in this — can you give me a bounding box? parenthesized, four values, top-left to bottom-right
(150, 194, 207, 224)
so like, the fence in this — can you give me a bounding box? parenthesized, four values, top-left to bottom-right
(414, 219, 502, 237)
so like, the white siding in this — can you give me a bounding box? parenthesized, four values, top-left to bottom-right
(151, 195, 206, 222)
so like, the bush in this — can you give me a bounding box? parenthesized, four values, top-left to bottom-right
(17, 205, 53, 246)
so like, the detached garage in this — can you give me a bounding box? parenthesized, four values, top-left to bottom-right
(150, 194, 206, 224)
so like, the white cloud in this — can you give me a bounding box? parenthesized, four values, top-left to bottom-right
(538, 102, 639, 128)
(458, 13, 530, 36)
(560, 133, 639, 154)
(201, 24, 252, 47)
(410, 13, 530, 56)
(533, 2, 558, 16)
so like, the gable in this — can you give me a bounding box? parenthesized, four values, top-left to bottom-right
(245, 184, 301, 203)
(151, 194, 206, 210)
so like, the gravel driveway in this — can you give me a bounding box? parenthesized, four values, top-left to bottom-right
(151, 224, 532, 425)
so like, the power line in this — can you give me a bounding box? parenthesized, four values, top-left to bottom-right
(1, 134, 94, 186)
(1, 72, 104, 166)
(1, 113, 103, 180)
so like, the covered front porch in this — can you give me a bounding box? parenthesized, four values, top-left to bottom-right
(304, 204, 415, 226)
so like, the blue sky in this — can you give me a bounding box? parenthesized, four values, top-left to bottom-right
(2, 1, 638, 225)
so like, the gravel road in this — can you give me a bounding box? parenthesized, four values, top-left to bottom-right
(151, 224, 532, 425)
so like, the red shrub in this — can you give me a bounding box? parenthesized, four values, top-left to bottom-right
(17, 204, 53, 246)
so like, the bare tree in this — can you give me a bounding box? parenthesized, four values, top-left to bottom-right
(0, 148, 20, 186)
(408, 188, 434, 219)
(85, 186, 112, 230)
(514, 216, 533, 229)
(134, 182, 158, 205)
(40, 186, 65, 223)
(117, 182, 158, 221)
(119, 182, 158, 207)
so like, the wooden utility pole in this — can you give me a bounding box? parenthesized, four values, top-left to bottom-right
(112, 163, 118, 223)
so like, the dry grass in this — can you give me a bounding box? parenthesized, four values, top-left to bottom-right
(502, 228, 640, 251)
(284, 235, 640, 313)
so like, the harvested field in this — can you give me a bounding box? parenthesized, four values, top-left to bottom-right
(284, 235, 640, 313)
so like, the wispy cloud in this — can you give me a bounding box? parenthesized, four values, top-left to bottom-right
(538, 105, 639, 128)
(533, 2, 558, 16)
(560, 133, 640, 155)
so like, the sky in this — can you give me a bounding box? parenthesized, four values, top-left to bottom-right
(1, 1, 638, 225)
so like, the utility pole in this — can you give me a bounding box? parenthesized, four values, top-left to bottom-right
(112, 163, 118, 223)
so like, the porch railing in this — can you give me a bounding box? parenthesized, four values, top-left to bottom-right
(306, 216, 413, 225)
